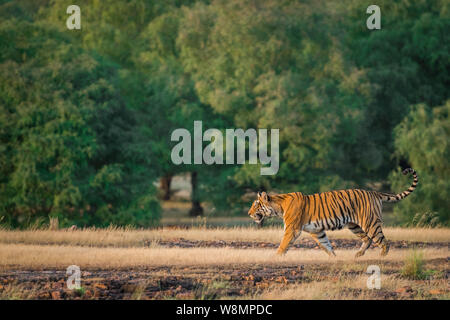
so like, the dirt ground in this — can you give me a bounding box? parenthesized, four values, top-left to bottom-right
(1, 260, 448, 300)
(0, 238, 448, 300)
(147, 238, 448, 250)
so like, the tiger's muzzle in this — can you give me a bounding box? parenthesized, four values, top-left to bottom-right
(250, 213, 264, 227)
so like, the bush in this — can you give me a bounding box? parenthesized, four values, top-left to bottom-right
(389, 102, 450, 226)
(401, 249, 425, 280)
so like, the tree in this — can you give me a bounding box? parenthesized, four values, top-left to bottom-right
(389, 101, 449, 226)
(0, 19, 160, 227)
(344, 0, 450, 179)
(176, 0, 373, 213)
(136, 8, 221, 215)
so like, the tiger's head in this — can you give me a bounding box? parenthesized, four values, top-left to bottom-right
(248, 191, 282, 226)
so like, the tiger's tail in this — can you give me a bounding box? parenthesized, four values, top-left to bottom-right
(379, 168, 418, 203)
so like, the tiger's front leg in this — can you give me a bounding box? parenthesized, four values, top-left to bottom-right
(277, 226, 301, 255)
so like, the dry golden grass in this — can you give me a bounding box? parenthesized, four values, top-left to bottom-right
(0, 226, 448, 248)
(0, 225, 447, 300)
(249, 274, 449, 300)
(0, 282, 41, 300)
(0, 244, 447, 270)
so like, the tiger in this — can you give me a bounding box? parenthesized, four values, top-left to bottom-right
(248, 168, 418, 257)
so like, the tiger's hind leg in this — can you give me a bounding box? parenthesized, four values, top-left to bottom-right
(366, 222, 389, 257)
(309, 231, 336, 257)
(347, 223, 372, 258)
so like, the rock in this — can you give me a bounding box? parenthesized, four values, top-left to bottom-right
(51, 291, 61, 300)
(176, 292, 194, 299)
(331, 276, 340, 282)
(395, 286, 413, 294)
(52, 282, 64, 289)
(428, 289, 443, 295)
(64, 289, 76, 298)
(243, 275, 255, 281)
(93, 289, 102, 298)
(122, 284, 138, 293)
(275, 276, 288, 284)
(38, 292, 51, 299)
(395, 286, 417, 298)
(94, 283, 107, 290)
(256, 282, 270, 289)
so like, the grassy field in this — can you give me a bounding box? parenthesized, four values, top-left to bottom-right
(0, 226, 448, 300)
(0, 226, 448, 246)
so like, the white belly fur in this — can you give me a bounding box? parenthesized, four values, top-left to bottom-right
(302, 223, 321, 233)
(303, 219, 348, 233)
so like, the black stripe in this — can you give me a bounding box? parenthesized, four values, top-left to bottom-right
(318, 194, 331, 230)
(342, 191, 357, 222)
(371, 225, 382, 238)
(333, 192, 348, 221)
(313, 194, 320, 222)
(328, 192, 340, 216)
(353, 189, 366, 220)
(304, 195, 311, 223)
(336, 192, 350, 216)
(355, 190, 366, 217)
(321, 193, 334, 228)
(316, 193, 324, 224)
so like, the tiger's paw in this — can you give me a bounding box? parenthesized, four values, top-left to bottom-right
(354, 251, 365, 258)
(380, 245, 390, 257)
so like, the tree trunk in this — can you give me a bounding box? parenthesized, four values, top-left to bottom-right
(159, 175, 172, 200)
(189, 171, 203, 216)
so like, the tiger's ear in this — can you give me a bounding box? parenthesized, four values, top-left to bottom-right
(259, 191, 270, 202)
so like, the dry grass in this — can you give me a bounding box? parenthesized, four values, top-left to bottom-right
(249, 274, 449, 300)
(0, 243, 447, 270)
(0, 224, 447, 300)
(0, 282, 40, 300)
(0, 226, 448, 248)
(401, 249, 426, 279)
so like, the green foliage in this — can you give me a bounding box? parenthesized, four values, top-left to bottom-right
(410, 212, 441, 228)
(401, 249, 425, 280)
(0, 17, 160, 228)
(0, 0, 448, 226)
(389, 102, 449, 226)
(177, 0, 370, 195)
(345, 0, 450, 179)
(75, 286, 86, 298)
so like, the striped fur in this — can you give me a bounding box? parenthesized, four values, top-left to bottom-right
(248, 168, 418, 257)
